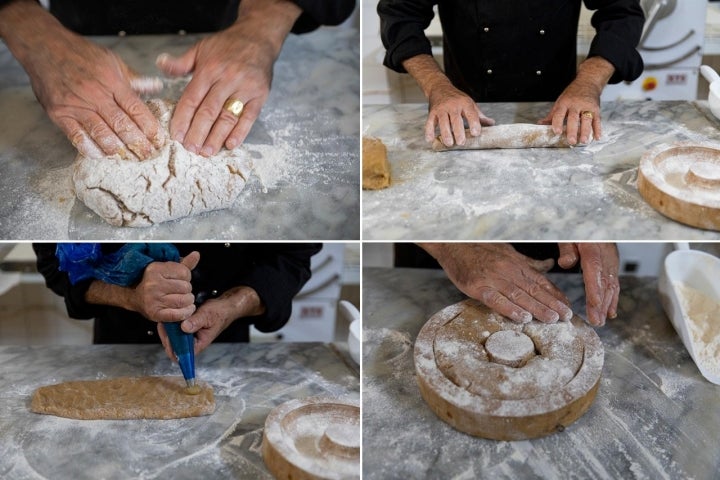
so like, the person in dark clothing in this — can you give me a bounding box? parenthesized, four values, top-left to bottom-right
(397, 243, 619, 327)
(33, 243, 321, 356)
(0, 0, 354, 160)
(378, 0, 644, 148)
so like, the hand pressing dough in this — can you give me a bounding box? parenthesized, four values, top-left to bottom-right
(72, 99, 253, 227)
(30, 376, 215, 420)
(432, 124, 575, 151)
(362, 136, 391, 190)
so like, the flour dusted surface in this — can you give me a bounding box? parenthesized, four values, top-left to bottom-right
(72, 99, 253, 227)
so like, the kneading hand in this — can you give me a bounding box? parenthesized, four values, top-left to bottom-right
(539, 56, 615, 146)
(419, 243, 573, 324)
(0, 1, 165, 159)
(157, 0, 301, 156)
(425, 81, 495, 148)
(558, 243, 619, 326)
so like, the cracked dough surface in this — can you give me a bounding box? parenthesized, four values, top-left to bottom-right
(30, 376, 215, 420)
(72, 99, 253, 227)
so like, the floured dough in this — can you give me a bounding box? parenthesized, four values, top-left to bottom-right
(72, 99, 253, 227)
(432, 124, 575, 151)
(30, 376, 215, 420)
(362, 136, 391, 189)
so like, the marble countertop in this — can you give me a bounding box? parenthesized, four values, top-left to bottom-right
(362, 267, 720, 479)
(0, 28, 359, 240)
(363, 101, 720, 240)
(0, 342, 359, 479)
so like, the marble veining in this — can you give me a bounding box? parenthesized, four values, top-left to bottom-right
(0, 342, 359, 479)
(0, 28, 359, 240)
(363, 101, 720, 240)
(362, 267, 720, 479)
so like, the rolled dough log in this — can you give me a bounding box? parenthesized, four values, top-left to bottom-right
(432, 124, 573, 151)
(362, 136, 391, 189)
(30, 376, 215, 420)
(72, 99, 253, 227)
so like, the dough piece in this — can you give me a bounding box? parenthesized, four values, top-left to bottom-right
(362, 136, 391, 189)
(72, 99, 253, 227)
(30, 376, 215, 420)
(432, 124, 573, 151)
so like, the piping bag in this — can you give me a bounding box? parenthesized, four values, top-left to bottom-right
(163, 321, 196, 389)
(55, 243, 197, 389)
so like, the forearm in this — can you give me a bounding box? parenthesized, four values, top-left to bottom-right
(574, 56, 615, 96)
(402, 54, 453, 99)
(209, 286, 266, 320)
(0, 0, 63, 57)
(234, 0, 302, 58)
(84, 280, 140, 313)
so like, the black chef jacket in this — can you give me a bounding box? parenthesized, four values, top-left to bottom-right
(0, 0, 355, 35)
(379, 0, 644, 102)
(33, 243, 321, 344)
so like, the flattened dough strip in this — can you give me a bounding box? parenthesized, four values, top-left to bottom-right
(432, 124, 572, 151)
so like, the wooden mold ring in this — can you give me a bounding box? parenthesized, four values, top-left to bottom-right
(638, 143, 720, 231)
(262, 397, 360, 480)
(413, 300, 604, 440)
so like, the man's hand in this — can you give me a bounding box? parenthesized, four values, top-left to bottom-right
(558, 243, 619, 326)
(539, 56, 615, 146)
(157, 286, 265, 358)
(128, 252, 200, 322)
(419, 243, 573, 324)
(0, 0, 165, 159)
(403, 54, 494, 147)
(157, 0, 301, 156)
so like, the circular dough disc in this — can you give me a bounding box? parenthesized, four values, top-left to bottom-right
(262, 397, 360, 480)
(414, 300, 604, 440)
(638, 143, 720, 230)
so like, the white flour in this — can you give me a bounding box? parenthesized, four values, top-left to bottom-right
(674, 283, 720, 377)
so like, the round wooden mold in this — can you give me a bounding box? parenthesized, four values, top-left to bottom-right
(638, 143, 720, 230)
(414, 300, 604, 440)
(262, 397, 360, 480)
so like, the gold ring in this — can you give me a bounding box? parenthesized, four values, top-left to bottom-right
(581, 111, 594, 119)
(223, 98, 245, 117)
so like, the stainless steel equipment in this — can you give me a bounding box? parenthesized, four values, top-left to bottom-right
(602, 0, 707, 100)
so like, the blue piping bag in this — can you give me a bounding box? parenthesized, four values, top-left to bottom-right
(164, 322, 196, 388)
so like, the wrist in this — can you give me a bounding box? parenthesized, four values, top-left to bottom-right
(576, 57, 615, 95)
(403, 54, 453, 99)
(233, 0, 301, 58)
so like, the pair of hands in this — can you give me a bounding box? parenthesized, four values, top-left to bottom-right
(411, 55, 614, 148)
(421, 243, 619, 327)
(129, 251, 264, 360)
(0, 0, 300, 160)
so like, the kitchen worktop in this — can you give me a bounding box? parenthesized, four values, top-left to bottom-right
(0, 28, 359, 240)
(363, 101, 720, 240)
(362, 267, 720, 479)
(0, 342, 359, 479)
